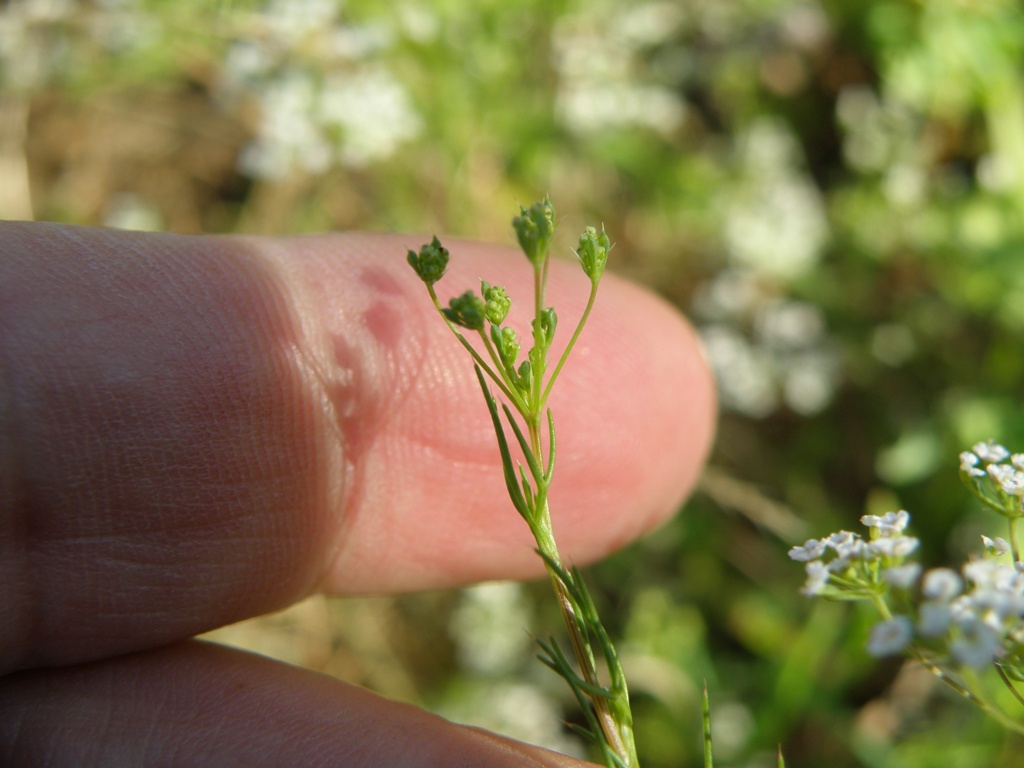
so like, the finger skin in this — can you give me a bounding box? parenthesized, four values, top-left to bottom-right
(0, 641, 597, 768)
(0, 223, 716, 672)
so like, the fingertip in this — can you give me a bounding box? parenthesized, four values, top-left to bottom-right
(302, 233, 716, 591)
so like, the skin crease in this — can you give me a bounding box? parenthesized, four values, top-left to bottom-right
(0, 222, 716, 767)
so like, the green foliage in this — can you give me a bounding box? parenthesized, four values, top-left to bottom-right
(410, 201, 636, 767)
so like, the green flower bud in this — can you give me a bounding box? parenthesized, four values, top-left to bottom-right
(512, 198, 556, 266)
(575, 225, 610, 283)
(533, 307, 557, 347)
(407, 235, 450, 285)
(443, 290, 487, 331)
(481, 281, 511, 325)
(491, 323, 520, 371)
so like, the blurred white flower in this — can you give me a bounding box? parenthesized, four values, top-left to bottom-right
(867, 616, 913, 657)
(918, 600, 954, 637)
(699, 325, 778, 417)
(883, 563, 921, 589)
(721, 120, 828, 280)
(320, 68, 422, 168)
(860, 510, 910, 535)
(788, 538, 827, 562)
(801, 560, 829, 596)
(950, 618, 1001, 668)
(981, 535, 1011, 556)
(553, 3, 686, 137)
(698, 292, 839, 418)
(972, 440, 1009, 463)
(922, 568, 963, 601)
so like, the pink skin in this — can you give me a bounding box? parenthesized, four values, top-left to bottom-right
(0, 223, 716, 766)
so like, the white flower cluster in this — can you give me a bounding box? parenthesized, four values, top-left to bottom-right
(219, 0, 424, 178)
(789, 510, 919, 597)
(959, 440, 1024, 512)
(793, 441, 1024, 675)
(696, 270, 841, 418)
(865, 545, 1024, 667)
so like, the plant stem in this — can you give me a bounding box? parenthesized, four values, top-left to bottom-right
(533, 507, 633, 765)
(1009, 517, 1021, 564)
(542, 280, 599, 405)
(427, 284, 522, 408)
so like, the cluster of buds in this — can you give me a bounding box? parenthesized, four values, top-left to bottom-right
(407, 200, 637, 768)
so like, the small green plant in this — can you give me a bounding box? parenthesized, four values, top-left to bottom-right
(407, 199, 637, 767)
(791, 439, 1024, 735)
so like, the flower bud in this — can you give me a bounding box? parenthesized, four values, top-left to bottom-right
(443, 290, 487, 331)
(407, 236, 449, 285)
(534, 307, 557, 347)
(491, 324, 520, 371)
(576, 225, 610, 283)
(512, 198, 556, 266)
(481, 281, 511, 325)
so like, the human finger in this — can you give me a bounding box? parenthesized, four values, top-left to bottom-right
(0, 223, 715, 673)
(0, 640, 597, 768)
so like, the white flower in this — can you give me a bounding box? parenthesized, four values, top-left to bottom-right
(982, 535, 1011, 556)
(986, 463, 1024, 495)
(801, 560, 830, 595)
(922, 568, 963, 601)
(825, 530, 865, 560)
(788, 538, 827, 562)
(883, 563, 922, 589)
(1000, 470, 1024, 497)
(973, 440, 1010, 463)
(860, 510, 910, 535)
(868, 536, 919, 559)
(866, 616, 913, 657)
(960, 451, 986, 477)
(918, 601, 954, 637)
(950, 617, 1001, 668)
(986, 462, 1014, 483)
(1012, 454, 1024, 471)
(963, 560, 1021, 592)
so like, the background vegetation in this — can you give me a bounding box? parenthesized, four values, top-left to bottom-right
(5, 0, 1024, 764)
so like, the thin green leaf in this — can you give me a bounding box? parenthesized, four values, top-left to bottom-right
(474, 366, 530, 520)
(545, 408, 556, 482)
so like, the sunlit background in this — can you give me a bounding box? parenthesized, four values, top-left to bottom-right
(6, 0, 1024, 764)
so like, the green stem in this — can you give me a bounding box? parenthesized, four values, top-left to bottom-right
(1010, 517, 1021, 564)
(541, 280, 599, 406)
(870, 594, 893, 622)
(427, 285, 520, 407)
(533, 513, 633, 765)
(477, 327, 528, 414)
(526, 389, 633, 765)
(530, 264, 547, 416)
(995, 662, 1024, 710)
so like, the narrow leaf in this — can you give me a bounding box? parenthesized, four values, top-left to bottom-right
(474, 366, 529, 520)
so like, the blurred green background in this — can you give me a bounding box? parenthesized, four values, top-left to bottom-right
(5, 0, 1024, 764)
